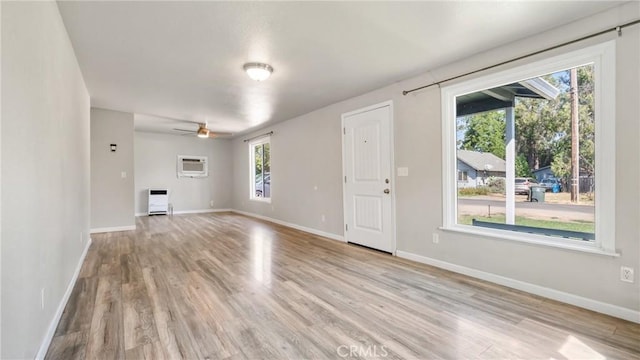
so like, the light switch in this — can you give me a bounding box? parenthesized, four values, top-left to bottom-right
(397, 167, 409, 177)
(121, 171, 127, 178)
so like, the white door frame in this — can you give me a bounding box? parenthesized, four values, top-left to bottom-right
(341, 100, 397, 255)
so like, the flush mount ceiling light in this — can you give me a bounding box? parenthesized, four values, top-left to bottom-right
(243, 62, 273, 81)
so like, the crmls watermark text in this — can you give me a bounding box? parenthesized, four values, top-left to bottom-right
(336, 345, 389, 358)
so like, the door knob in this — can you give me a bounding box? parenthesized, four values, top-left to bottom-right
(383, 188, 390, 194)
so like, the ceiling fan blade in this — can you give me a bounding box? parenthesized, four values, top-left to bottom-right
(173, 128, 196, 133)
(208, 131, 233, 138)
(173, 126, 230, 138)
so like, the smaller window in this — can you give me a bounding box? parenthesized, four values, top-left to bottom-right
(458, 170, 468, 181)
(249, 137, 271, 202)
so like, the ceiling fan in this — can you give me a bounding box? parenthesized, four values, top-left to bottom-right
(173, 123, 232, 139)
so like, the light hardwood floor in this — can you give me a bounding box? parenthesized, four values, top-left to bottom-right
(47, 212, 640, 359)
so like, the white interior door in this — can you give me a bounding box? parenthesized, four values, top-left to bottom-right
(342, 102, 394, 253)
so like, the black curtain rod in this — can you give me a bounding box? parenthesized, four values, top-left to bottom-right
(402, 18, 640, 96)
(243, 131, 274, 142)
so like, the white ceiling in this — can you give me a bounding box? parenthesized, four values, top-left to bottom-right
(57, 1, 621, 136)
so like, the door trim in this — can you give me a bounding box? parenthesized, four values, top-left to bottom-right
(341, 100, 396, 255)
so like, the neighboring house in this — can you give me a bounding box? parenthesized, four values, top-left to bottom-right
(533, 165, 554, 181)
(457, 150, 506, 188)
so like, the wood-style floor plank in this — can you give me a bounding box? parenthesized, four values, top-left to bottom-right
(45, 331, 88, 360)
(46, 212, 640, 359)
(83, 275, 125, 360)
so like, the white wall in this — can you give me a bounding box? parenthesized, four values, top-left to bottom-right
(135, 131, 233, 214)
(1, 1, 90, 358)
(232, 118, 344, 235)
(91, 108, 135, 231)
(1, 2, 4, 356)
(232, 3, 640, 317)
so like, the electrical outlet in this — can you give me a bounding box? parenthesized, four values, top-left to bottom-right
(209, 200, 214, 208)
(621, 267, 634, 283)
(321, 214, 326, 223)
(41, 288, 45, 310)
(432, 233, 439, 244)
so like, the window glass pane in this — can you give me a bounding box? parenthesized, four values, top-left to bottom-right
(455, 64, 595, 241)
(263, 143, 270, 198)
(254, 144, 263, 197)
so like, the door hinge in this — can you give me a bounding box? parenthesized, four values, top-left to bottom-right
(343, 127, 346, 135)
(344, 176, 347, 183)
(345, 224, 348, 231)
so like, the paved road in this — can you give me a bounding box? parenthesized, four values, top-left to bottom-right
(458, 197, 594, 221)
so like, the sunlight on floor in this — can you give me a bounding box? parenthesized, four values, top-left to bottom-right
(251, 227, 272, 285)
(558, 335, 606, 360)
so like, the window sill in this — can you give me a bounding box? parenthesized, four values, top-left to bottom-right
(249, 197, 271, 204)
(439, 225, 620, 257)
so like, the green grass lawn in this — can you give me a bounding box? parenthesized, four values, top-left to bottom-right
(458, 214, 595, 233)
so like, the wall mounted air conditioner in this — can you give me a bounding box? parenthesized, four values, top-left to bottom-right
(177, 155, 208, 178)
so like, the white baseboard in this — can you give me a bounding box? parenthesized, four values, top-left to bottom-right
(173, 208, 232, 215)
(231, 209, 345, 243)
(90, 225, 136, 234)
(135, 208, 232, 217)
(36, 237, 93, 360)
(396, 250, 640, 324)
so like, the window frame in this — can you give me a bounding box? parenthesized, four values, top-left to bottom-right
(441, 41, 617, 256)
(249, 136, 271, 203)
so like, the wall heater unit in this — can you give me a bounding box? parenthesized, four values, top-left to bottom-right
(148, 188, 169, 215)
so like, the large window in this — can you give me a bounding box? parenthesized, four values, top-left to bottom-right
(250, 137, 271, 201)
(441, 41, 616, 255)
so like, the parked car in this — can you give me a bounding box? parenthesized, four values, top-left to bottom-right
(515, 177, 538, 195)
(540, 178, 563, 192)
